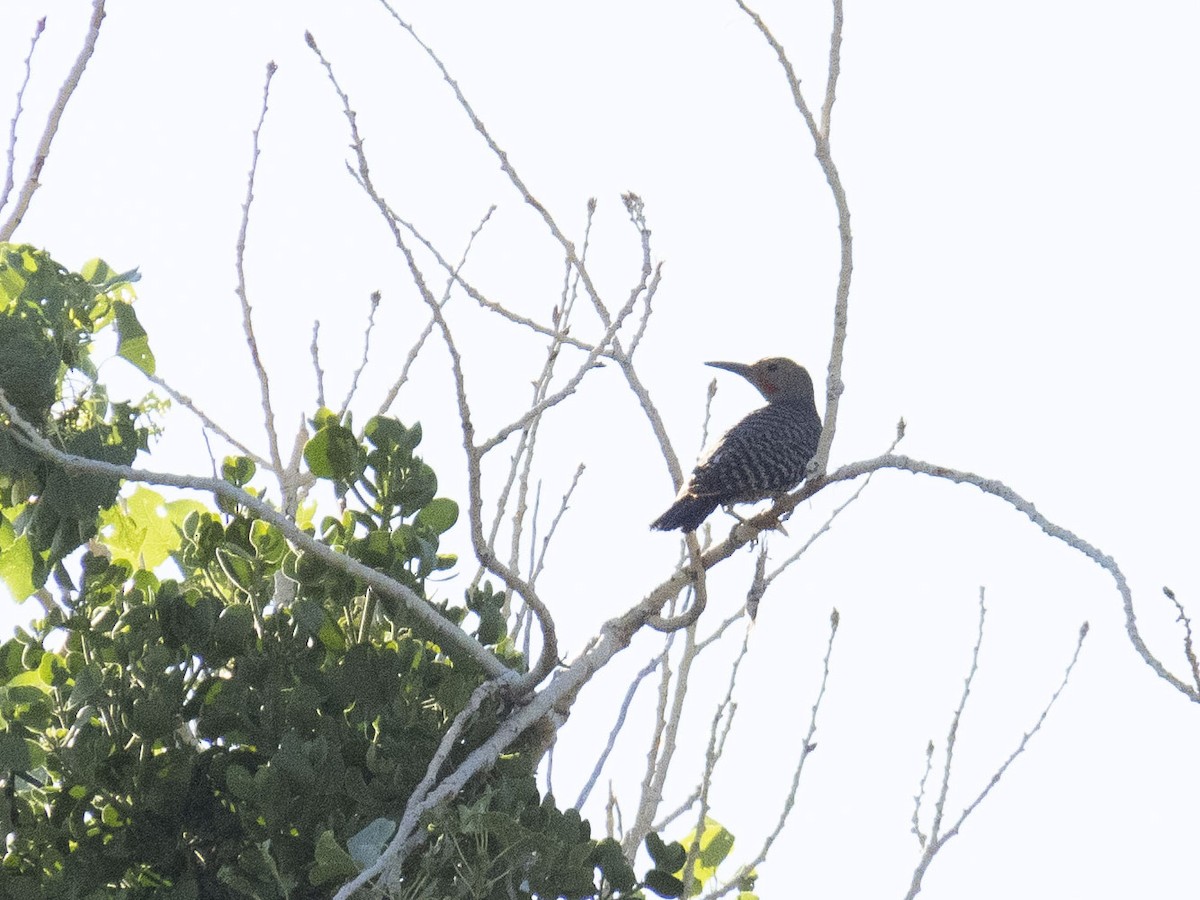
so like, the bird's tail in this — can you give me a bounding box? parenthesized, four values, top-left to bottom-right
(650, 495, 719, 532)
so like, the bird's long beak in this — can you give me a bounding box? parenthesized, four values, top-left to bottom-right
(705, 361, 755, 380)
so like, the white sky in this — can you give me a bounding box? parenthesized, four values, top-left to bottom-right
(2, 2, 1199, 898)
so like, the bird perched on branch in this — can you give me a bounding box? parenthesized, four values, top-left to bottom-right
(651, 357, 822, 532)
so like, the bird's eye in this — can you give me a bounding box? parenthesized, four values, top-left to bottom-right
(767, 363, 777, 372)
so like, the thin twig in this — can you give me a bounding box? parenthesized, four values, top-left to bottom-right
(338, 291, 381, 417)
(911, 741, 935, 848)
(531, 463, 585, 586)
(904, 611, 1090, 899)
(1, 16, 45, 218)
(929, 590, 989, 847)
(143, 371, 271, 467)
(307, 34, 563, 685)
(623, 192, 658, 359)
(575, 653, 664, 809)
(653, 788, 701, 834)
(705, 609, 840, 899)
(820, 0, 845, 139)
(378, 5, 683, 492)
(686, 627, 752, 895)
(310, 321, 326, 410)
(0, 0, 106, 241)
(232, 63, 286, 488)
(375, 205, 496, 417)
(366, 186, 599, 358)
(1163, 587, 1200, 691)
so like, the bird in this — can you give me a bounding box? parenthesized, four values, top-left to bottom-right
(651, 357, 822, 532)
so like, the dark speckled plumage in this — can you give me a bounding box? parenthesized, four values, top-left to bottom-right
(651, 358, 821, 532)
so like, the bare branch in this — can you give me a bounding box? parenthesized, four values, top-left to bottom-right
(820, 0, 845, 139)
(686, 627, 753, 895)
(1, 16, 44, 218)
(911, 741, 935, 848)
(929, 590, 989, 846)
(1163, 586, 1200, 691)
(623, 192, 659, 359)
(144, 371, 271, 468)
(734, 0, 853, 479)
(706, 609, 840, 899)
(309, 320, 326, 410)
(337, 291, 381, 417)
(375, 205, 497, 418)
(760, 419, 906, 599)
(653, 788, 701, 835)
(576, 653, 663, 810)
(905, 607, 1090, 899)
(531, 463, 585, 586)
(232, 62, 285, 493)
(364, 188, 601, 358)
(656, 451, 1198, 704)
(0, 0, 106, 241)
(377, 5, 683, 491)
(306, 34, 564, 686)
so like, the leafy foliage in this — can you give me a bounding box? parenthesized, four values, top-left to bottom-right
(642, 820, 755, 900)
(0, 270, 643, 897)
(0, 244, 156, 595)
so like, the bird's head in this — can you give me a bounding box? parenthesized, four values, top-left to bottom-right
(706, 357, 815, 404)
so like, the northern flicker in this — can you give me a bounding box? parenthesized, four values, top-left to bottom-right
(651, 357, 822, 532)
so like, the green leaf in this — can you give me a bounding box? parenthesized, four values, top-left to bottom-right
(99, 486, 206, 570)
(293, 597, 336, 646)
(5, 670, 52, 693)
(112, 299, 156, 375)
(646, 831, 669, 867)
(67, 663, 103, 709)
(0, 532, 34, 602)
(81, 257, 140, 292)
(676, 816, 735, 890)
(212, 605, 256, 656)
(304, 423, 362, 481)
(226, 763, 256, 800)
(222, 456, 257, 487)
(415, 497, 458, 534)
(645, 831, 687, 873)
(0, 731, 32, 770)
(398, 461, 437, 516)
(0, 313, 59, 422)
(309, 830, 360, 886)
(216, 546, 256, 594)
(594, 838, 637, 893)
(249, 519, 287, 565)
(364, 416, 406, 452)
(644, 869, 685, 899)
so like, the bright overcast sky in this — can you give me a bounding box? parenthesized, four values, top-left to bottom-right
(2, 2, 1199, 898)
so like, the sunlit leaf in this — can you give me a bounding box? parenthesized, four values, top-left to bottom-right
(112, 300, 156, 375)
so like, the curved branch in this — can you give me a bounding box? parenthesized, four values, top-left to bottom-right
(0, 391, 512, 683)
(641, 449, 1196, 704)
(849, 455, 1194, 702)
